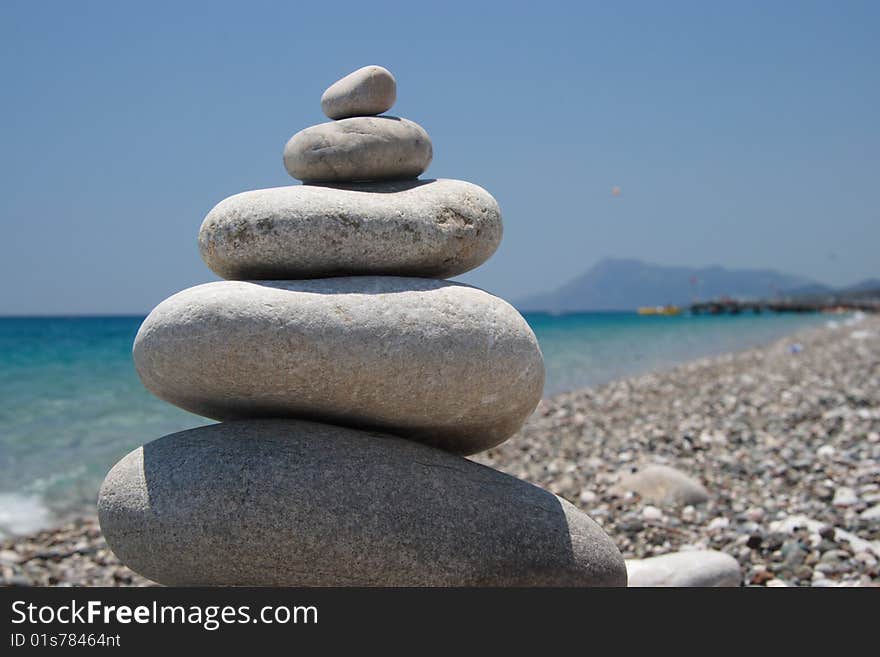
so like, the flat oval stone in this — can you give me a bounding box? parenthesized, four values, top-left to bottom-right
(321, 65, 396, 120)
(98, 420, 627, 586)
(283, 116, 432, 183)
(613, 464, 709, 506)
(133, 278, 544, 454)
(626, 550, 741, 587)
(198, 179, 502, 280)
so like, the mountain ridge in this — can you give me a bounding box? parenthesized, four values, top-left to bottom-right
(515, 258, 830, 312)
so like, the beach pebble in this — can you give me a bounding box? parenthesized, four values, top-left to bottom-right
(625, 550, 741, 587)
(283, 116, 432, 183)
(133, 278, 544, 455)
(744, 506, 765, 522)
(0, 550, 22, 565)
(707, 517, 730, 531)
(860, 505, 880, 521)
(97, 420, 627, 587)
(613, 464, 709, 506)
(198, 179, 502, 280)
(579, 490, 598, 505)
(811, 577, 837, 587)
(642, 505, 664, 521)
(832, 487, 859, 507)
(854, 552, 877, 567)
(321, 65, 397, 120)
(746, 533, 763, 549)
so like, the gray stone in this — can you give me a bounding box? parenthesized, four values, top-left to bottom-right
(283, 116, 432, 183)
(625, 550, 741, 587)
(613, 464, 709, 506)
(133, 278, 544, 455)
(860, 505, 880, 521)
(832, 486, 858, 507)
(198, 179, 502, 280)
(321, 65, 397, 120)
(97, 420, 627, 587)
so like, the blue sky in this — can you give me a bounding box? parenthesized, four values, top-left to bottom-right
(1, 1, 877, 314)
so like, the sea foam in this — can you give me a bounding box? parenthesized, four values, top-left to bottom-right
(0, 493, 54, 538)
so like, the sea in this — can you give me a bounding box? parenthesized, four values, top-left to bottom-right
(0, 311, 831, 537)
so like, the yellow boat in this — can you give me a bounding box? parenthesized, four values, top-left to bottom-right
(637, 305, 682, 316)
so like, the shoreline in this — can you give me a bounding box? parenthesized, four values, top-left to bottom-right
(3, 315, 878, 586)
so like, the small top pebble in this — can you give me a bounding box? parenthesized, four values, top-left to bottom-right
(321, 65, 397, 120)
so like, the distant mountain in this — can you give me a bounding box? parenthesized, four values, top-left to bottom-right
(515, 258, 820, 312)
(780, 283, 837, 298)
(842, 278, 880, 294)
(782, 278, 880, 302)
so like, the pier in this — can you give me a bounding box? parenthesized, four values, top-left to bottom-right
(689, 298, 879, 315)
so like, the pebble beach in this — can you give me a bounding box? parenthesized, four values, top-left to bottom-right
(478, 313, 880, 587)
(3, 315, 878, 587)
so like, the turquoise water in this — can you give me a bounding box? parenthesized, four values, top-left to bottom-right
(530, 311, 828, 395)
(0, 312, 828, 535)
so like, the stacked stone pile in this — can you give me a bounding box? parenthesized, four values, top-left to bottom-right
(97, 65, 627, 586)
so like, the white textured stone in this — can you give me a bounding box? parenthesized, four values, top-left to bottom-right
(707, 517, 730, 531)
(832, 486, 859, 507)
(321, 65, 397, 120)
(198, 179, 502, 280)
(860, 505, 880, 521)
(133, 278, 544, 455)
(626, 550, 741, 587)
(642, 505, 663, 521)
(613, 464, 709, 506)
(283, 116, 432, 183)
